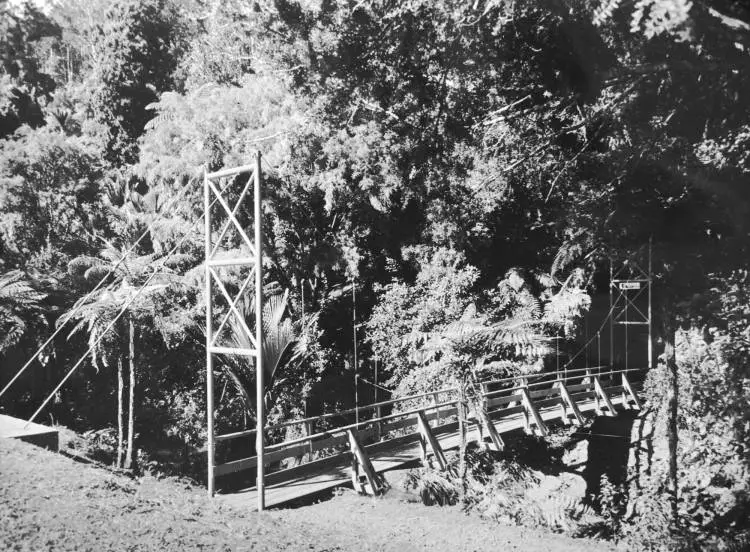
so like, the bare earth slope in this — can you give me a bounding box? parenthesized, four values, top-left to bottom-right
(0, 439, 610, 551)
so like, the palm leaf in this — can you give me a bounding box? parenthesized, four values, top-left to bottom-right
(213, 289, 310, 417)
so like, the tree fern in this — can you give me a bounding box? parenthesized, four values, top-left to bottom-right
(542, 269, 592, 337)
(0, 270, 47, 353)
(593, 0, 694, 38)
(593, 0, 624, 26)
(631, 0, 693, 38)
(0, 314, 26, 352)
(531, 494, 601, 532)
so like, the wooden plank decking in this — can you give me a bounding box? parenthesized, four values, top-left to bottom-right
(218, 386, 639, 511)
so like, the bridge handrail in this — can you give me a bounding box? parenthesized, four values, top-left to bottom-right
(215, 387, 458, 442)
(213, 366, 647, 480)
(480, 365, 610, 388)
(215, 366, 646, 443)
(285, 365, 635, 428)
(269, 386, 457, 432)
(482, 366, 644, 398)
(263, 397, 459, 452)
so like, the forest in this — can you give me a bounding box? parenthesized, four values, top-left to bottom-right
(1, 0, 749, 549)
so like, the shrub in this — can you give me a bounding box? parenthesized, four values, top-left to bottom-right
(403, 443, 602, 535)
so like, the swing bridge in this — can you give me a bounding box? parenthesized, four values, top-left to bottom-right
(215, 365, 646, 511)
(0, 157, 654, 512)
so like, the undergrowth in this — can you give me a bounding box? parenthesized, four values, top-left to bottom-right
(403, 440, 606, 536)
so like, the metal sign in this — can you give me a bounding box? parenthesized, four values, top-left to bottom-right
(618, 281, 642, 290)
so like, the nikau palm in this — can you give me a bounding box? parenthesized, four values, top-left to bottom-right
(216, 289, 312, 422)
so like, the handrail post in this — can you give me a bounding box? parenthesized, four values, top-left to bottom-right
(433, 392, 441, 425)
(375, 403, 382, 441)
(305, 420, 313, 462)
(374, 358, 382, 440)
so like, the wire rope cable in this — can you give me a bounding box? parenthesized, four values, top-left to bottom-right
(559, 300, 619, 374)
(24, 173, 239, 426)
(0, 179, 199, 400)
(357, 376, 393, 393)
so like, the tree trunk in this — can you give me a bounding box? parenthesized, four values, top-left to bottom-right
(124, 316, 136, 470)
(117, 355, 124, 468)
(457, 385, 468, 500)
(662, 316, 679, 524)
(66, 46, 72, 84)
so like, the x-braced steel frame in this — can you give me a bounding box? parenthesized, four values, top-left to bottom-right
(609, 240, 653, 370)
(204, 152, 265, 510)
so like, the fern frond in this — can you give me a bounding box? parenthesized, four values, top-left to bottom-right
(0, 270, 46, 305)
(0, 313, 25, 351)
(0, 271, 47, 352)
(552, 241, 584, 277)
(162, 254, 197, 271)
(593, 0, 624, 25)
(83, 265, 113, 284)
(144, 111, 177, 131)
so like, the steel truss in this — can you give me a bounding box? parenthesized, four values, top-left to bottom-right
(204, 153, 266, 510)
(609, 240, 653, 370)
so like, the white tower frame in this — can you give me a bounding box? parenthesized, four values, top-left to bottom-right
(609, 240, 653, 370)
(204, 152, 265, 510)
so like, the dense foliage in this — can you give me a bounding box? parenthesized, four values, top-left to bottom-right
(1, 0, 749, 548)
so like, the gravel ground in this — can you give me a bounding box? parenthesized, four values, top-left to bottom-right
(0, 438, 611, 551)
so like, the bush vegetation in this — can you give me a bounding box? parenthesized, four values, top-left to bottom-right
(1, 0, 749, 548)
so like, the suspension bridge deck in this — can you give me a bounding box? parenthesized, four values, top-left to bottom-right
(218, 369, 643, 511)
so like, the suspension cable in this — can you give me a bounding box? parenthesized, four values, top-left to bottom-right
(0, 179, 198, 400)
(357, 376, 393, 393)
(559, 300, 618, 373)
(25, 173, 237, 426)
(584, 314, 589, 370)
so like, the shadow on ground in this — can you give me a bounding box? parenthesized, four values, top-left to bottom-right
(584, 411, 638, 497)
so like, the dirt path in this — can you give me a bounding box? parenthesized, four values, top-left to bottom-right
(0, 439, 611, 551)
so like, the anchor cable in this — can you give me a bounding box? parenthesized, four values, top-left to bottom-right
(24, 173, 240, 426)
(0, 178, 198, 400)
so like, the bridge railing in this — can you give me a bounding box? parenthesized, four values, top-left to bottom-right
(213, 366, 646, 481)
